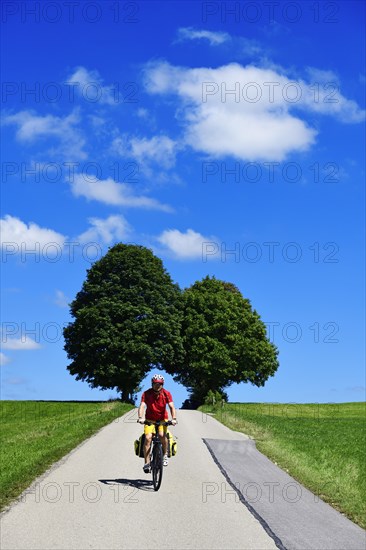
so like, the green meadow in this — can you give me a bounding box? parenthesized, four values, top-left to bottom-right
(2, 400, 365, 529)
(0, 400, 133, 511)
(200, 402, 366, 529)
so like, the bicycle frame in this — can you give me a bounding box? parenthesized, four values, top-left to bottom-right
(144, 420, 172, 491)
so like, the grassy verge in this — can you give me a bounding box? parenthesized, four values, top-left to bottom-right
(199, 402, 366, 529)
(0, 400, 134, 511)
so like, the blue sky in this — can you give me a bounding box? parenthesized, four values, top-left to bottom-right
(1, 1, 365, 407)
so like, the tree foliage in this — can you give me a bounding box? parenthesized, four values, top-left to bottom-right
(166, 276, 279, 404)
(63, 244, 183, 402)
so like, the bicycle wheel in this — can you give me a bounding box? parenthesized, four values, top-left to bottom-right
(152, 443, 163, 491)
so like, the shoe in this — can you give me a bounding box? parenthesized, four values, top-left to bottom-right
(143, 463, 151, 473)
(163, 455, 168, 467)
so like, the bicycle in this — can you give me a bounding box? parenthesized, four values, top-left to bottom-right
(143, 420, 173, 491)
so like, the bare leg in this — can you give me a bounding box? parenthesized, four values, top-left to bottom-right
(159, 432, 168, 456)
(144, 434, 152, 464)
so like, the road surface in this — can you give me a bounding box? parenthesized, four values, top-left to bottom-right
(1, 409, 277, 550)
(2, 409, 364, 549)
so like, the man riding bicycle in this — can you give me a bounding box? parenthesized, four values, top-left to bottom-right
(137, 374, 177, 473)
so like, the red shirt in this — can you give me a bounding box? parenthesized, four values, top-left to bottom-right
(141, 388, 173, 421)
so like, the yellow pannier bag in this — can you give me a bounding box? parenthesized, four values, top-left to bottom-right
(134, 433, 145, 457)
(166, 429, 177, 457)
(134, 430, 177, 458)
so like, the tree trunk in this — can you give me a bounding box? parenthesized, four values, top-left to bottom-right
(121, 388, 129, 402)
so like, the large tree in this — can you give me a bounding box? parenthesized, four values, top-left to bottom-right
(63, 244, 183, 402)
(167, 276, 279, 405)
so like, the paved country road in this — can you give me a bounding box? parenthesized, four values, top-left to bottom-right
(1, 410, 277, 550)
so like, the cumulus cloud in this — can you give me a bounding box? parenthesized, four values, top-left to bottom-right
(76, 215, 131, 245)
(66, 66, 118, 105)
(70, 174, 172, 211)
(0, 215, 66, 250)
(112, 134, 178, 170)
(2, 109, 87, 160)
(2, 337, 41, 350)
(300, 70, 365, 122)
(144, 61, 365, 161)
(177, 28, 268, 62)
(157, 228, 218, 259)
(1, 214, 133, 258)
(176, 27, 230, 46)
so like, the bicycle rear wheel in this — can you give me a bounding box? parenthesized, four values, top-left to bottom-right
(152, 443, 163, 491)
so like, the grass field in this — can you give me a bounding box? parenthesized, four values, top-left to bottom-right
(200, 402, 366, 529)
(0, 400, 134, 511)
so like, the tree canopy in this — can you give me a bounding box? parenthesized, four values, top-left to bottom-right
(64, 246, 279, 406)
(63, 244, 183, 402)
(165, 276, 279, 405)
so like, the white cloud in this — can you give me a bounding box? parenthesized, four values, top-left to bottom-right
(177, 28, 267, 62)
(66, 66, 118, 105)
(112, 134, 178, 170)
(0, 215, 66, 250)
(158, 228, 218, 259)
(137, 108, 149, 118)
(144, 61, 365, 161)
(77, 215, 131, 245)
(54, 290, 69, 309)
(186, 111, 312, 161)
(296, 66, 365, 122)
(236, 37, 265, 58)
(305, 67, 339, 83)
(70, 174, 172, 211)
(176, 27, 230, 46)
(2, 337, 41, 350)
(88, 114, 106, 127)
(0, 352, 11, 366)
(1, 213, 135, 258)
(261, 20, 290, 38)
(2, 109, 87, 160)
(3, 109, 75, 141)
(144, 61, 184, 95)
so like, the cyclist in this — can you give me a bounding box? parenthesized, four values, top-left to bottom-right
(137, 374, 177, 473)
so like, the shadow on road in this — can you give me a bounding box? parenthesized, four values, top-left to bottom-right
(99, 478, 154, 491)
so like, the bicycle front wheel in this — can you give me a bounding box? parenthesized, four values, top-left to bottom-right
(152, 443, 163, 491)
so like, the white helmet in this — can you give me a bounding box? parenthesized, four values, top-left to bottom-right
(151, 374, 164, 385)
